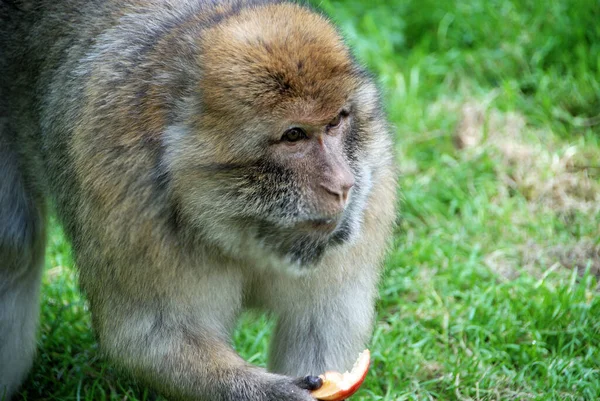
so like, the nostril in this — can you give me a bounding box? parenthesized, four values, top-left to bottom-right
(340, 179, 354, 203)
(341, 188, 350, 203)
(320, 183, 341, 197)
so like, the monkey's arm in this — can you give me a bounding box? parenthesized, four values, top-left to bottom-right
(265, 258, 379, 378)
(83, 256, 319, 401)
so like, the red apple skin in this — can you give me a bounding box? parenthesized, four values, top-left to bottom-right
(310, 350, 370, 401)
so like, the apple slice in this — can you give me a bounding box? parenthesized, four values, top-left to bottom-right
(311, 349, 370, 401)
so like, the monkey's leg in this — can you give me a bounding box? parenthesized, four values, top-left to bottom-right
(0, 121, 46, 399)
(266, 264, 378, 377)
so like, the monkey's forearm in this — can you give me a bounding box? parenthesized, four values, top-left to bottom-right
(91, 284, 318, 401)
(264, 266, 378, 377)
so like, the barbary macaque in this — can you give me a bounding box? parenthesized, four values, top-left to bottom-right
(0, 0, 397, 399)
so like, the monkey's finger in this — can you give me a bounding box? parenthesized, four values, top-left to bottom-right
(294, 375, 324, 391)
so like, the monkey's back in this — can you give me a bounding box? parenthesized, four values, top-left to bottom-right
(1, 0, 119, 200)
(1, 0, 95, 231)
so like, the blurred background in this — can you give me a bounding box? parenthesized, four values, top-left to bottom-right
(20, 0, 599, 400)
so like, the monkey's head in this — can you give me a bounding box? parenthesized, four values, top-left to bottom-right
(164, 3, 390, 270)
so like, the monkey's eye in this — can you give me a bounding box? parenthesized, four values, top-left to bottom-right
(327, 110, 349, 130)
(281, 128, 308, 143)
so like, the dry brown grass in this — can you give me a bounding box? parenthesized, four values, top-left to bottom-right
(522, 239, 600, 277)
(453, 100, 600, 214)
(442, 97, 600, 280)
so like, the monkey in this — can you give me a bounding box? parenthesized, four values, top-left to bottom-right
(0, 0, 397, 399)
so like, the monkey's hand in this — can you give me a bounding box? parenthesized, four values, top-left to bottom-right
(261, 375, 323, 401)
(229, 372, 322, 401)
(294, 375, 325, 392)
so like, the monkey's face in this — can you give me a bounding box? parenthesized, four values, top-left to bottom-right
(234, 108, 364, 266)
(171, 104, 375, 268)
(165, 4, 386, 269)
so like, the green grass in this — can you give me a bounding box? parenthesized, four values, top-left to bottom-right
(18, 0, 600, 400)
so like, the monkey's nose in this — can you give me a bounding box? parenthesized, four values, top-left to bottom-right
(319, 179, 354, 206)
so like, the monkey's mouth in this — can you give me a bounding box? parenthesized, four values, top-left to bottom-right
(253, 214, 347, 266)
(300, 217, 340, 233)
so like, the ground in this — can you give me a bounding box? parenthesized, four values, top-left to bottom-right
(17, 0, 600, 400)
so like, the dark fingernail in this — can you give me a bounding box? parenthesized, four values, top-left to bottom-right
(304, 375, 323, 390)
